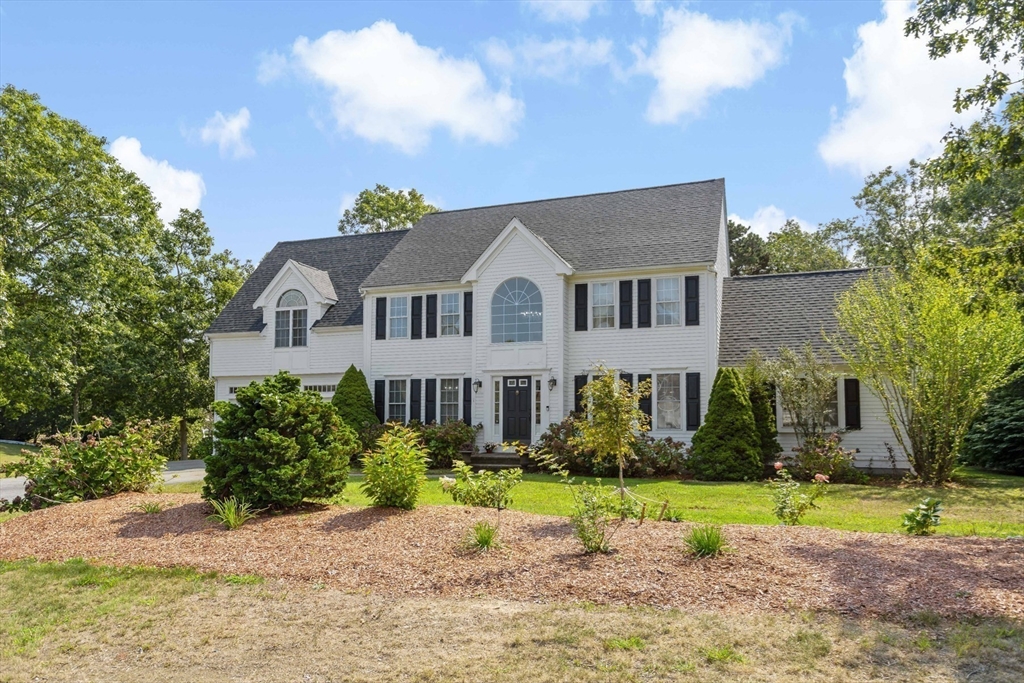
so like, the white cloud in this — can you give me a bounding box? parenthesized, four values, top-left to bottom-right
(729, 206, 811, 239)
(110, 137, 205, 224)
(634, 7, 796, 123)
(257, 51, 289, 84)
(483, 36, 615, 81)
(633, 0, 659, 17)
(199, 107, 254, 159)
(281, 21, 523, 154)
(819, 1, 994, 175)
(523, 0, 603, 23)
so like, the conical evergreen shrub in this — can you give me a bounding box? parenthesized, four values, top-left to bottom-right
(748, 379, 782, 463)
(688, 367, 763, 481)
(332, 365, 379, 432)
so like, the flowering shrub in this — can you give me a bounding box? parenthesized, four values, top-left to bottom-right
(441, 460, 522, 510)
(784, 432, 866, 484)
(768, 462, 829, 525)
(422, 421, 478, 468)
(0, 418, 168, 512)
(361, 425, 430, 510)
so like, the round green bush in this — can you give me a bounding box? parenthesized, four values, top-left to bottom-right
(361, 425, 430, 509)
(203, 372, 358, 509)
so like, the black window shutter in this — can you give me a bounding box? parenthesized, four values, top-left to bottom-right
(425, 294, 437, 338)
(424, 379, 436, 424)
(462, 378, 472, 426)
(637, 279, 651, 328)
(844, 378, 861, 430)
(573, 375, 588, 414)
(464, 292, 473, 336)
(619, 281, 633, 328)
(574, 283, 588, 331)
(375, 298, 387, 340)
(685, 372, 701, 430)
(620, 372, 633, 389)
(684, 276, 699, 326)
(373, 379, 385, 422)
(409, 379, 421, 423)
(638, 374, 652, 417)
(411, 296, 422, 339)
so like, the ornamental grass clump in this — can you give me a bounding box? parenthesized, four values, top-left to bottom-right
(361, 425, 430, 510)
(207, 497, 260, 530)
(768, 462, 829, 526)
(683, 524, 728, 558)
(463, 521, 500, 552)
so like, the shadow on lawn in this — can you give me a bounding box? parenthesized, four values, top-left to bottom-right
(787, 535, 1024, 617)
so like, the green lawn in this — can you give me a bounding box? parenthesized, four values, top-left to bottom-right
(0, 442, 37, 466)
(160, 467, 1024, 538)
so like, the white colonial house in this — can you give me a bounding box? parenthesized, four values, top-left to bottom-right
(206, 180, 907, 470)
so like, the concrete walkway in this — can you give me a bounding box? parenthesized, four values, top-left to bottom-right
(0, 460, 206, 501)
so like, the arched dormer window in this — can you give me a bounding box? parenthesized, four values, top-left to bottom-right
(491, 277, 543, 343)
(275, 289, 308, 348)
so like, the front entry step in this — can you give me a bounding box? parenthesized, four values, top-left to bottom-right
(468, 452, 524, 471)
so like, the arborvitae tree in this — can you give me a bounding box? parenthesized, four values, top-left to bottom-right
(332, 365, 378, 431)
(743, 354, 783, 462)
(204, 372, 358, 508)
(688, 368, 763, 481)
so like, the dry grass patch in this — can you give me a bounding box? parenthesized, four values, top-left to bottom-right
(1, 559, 1022, 682)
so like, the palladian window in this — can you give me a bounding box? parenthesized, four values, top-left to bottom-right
(275, 289, 307, 348)
(491, 277, 543, 343)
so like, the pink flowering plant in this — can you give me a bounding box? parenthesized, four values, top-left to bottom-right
(768, 462, 829, 526)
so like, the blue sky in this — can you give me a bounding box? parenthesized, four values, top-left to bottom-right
(0, 1, 989, 264)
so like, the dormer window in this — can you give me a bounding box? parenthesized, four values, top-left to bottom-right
(275, 289, 308, 348)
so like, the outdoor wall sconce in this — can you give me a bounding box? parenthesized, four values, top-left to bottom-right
(472, 379, 483, 393)
(548, 376, 558, 391)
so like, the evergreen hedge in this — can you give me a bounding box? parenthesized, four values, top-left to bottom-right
(961, 374, 1024, 474)
(687, 367, 763, 481)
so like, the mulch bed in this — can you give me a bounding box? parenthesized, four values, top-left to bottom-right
(2, 493, 1022, 619)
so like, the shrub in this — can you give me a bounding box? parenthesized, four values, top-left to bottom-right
(533, 417, 686, 478)
(768, 464, 828, 525)
(961, 374, 1024, 474)
(785, 433, 867, 484)
(688, 368, 762, 481)
(207, 497, 260, 530)
(441, 460, 522, 509)
(902, 498, 943, 536)
(0, 418, 168, 511)
(463, 521, 500, 552)
(361, 425, 430, 509)
(743, 353, 782, 462)
(627, 434, 688, 478)
(332, 365, 379, 449)
(567, 476, 622, 553)
(203, 372, 358, 509)
(683, 524, 727, 558)
(423, 420, 477, 468)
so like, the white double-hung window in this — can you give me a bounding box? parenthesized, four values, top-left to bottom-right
(656, 373, 682, 430)
(656, 278, 681, 326)
(440, 378, 460, 423)
(388, 379, 407, 423)
(441, 293, 461, 336)
(275, 289, 308, 348)
(592, 282, 615, 329)
(389, 296, 408, 338)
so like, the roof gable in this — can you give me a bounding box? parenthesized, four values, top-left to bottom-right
(462, 217, 574, 283)
(252, 259, 338, 310)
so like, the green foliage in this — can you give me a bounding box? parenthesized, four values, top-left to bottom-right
(0, 418, 167, 511)
(763, 344, 841, 446)
(331, 365, 378, 445)
(203, 372, 357, 509)
(360, 425, 430, 510)
(902, 498, 943, 536)
(769, 466, 829, 526)
(683, 524, 727, 558)
(727, 219, 770, 275)
(764, 220, 851, 273)
(463, 521, 500, 552)
(134, 501, 164, 514)
(422, 420, 477, 468)
(441, 461, 522, 509)
(625, 434, 688, 478)
(961, 374, 1024, 474)
(833, 268, 1024, 485)
(786, 433, 866, 484)
(743, 353, 782, 462)
(566, 476, 622, 553)
(533, 416, 686, 477)
(207, 497, 260, 530)
(337, 184, 438, 234)
(604, 636, 646, 651)
(688, 368, 762, 481)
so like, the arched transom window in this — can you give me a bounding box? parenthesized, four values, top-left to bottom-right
(275, 289, 308, 348)
(491, 277, 543, 343)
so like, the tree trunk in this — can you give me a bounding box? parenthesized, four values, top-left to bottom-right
(619, 463, 626, 521)
(179, 417, 188, 460)
(71, 382, 80, 425)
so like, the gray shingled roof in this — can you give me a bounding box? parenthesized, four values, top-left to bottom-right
(362, 179, 726, 288)
(719, 269, 872, 366)
(292, 261, 338, 302)
(206, 230, 408, 334)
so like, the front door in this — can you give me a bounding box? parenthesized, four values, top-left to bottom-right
(502, 376, 532, 444)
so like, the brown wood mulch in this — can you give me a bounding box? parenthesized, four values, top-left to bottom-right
(1, 493, 1022, 619)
